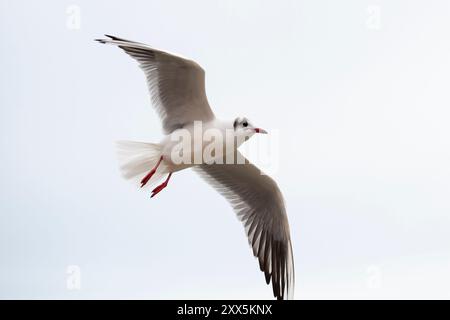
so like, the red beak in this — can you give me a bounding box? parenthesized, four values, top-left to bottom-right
(254, 128, 268, 134)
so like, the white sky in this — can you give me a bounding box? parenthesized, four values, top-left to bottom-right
(1, 0, 450, 299)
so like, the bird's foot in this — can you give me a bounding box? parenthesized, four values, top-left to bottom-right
(150, 173, 172, 198)
(140, 169, 156, 188)
(150, 182, 167, 198)
(140, 156, 163, 188)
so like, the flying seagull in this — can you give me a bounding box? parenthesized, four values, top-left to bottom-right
(96, 35, 294, 300)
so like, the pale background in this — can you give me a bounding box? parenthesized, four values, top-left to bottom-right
(1, 0, 450, 299)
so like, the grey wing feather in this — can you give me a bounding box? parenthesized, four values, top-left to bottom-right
(193, 153, 295, 300)
(96, 35, 215, 134)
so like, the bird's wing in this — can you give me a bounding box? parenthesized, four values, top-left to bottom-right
(193, 153, 295, 300)
(96, 35, 215, 134)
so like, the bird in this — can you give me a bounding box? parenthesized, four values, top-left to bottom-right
(96, 35, 295, 300)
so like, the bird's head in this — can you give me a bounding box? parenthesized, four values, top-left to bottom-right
(233, 117, 268, 139)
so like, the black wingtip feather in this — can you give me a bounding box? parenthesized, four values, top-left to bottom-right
(94, 35, 121, 44)
(265, 272, 271, 284)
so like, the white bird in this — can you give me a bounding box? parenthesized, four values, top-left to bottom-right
(96, 35, 295, 300)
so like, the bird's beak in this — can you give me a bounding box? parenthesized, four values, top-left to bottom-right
(254, 128, 268, 134)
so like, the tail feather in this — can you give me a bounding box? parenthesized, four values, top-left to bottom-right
(116, 141, 167, 189)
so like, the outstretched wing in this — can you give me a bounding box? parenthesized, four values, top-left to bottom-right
(194, 153, 295, 300)
(96, 35, 215, 134)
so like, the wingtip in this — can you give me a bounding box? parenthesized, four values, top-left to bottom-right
(95, 34, 117, 44)
(265, 272, 271, 284)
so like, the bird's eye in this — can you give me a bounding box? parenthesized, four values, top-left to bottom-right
(243, 122, 248, 127)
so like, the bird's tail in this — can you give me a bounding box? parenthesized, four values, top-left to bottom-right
(116, 141, 168, 189)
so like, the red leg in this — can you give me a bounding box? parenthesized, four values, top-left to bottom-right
(140, 156, 163, 188)
(150, 173, 172, 198)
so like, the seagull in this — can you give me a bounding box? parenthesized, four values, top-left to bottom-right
(96, 35, 295, 300)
